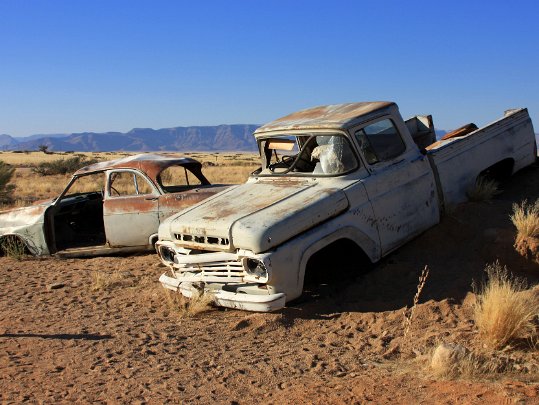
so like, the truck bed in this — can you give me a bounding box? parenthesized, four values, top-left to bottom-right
(425, 108, 535, 208)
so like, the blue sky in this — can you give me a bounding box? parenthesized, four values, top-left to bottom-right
(1, 1, 538, 136)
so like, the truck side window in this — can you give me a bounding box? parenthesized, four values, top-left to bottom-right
(355, 119, 406, 164)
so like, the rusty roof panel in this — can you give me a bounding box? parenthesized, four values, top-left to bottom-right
(74, 153, 201, 180)
(255, 102, 395, 134)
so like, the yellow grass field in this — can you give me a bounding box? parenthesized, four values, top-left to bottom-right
(0, 151, 259, 208)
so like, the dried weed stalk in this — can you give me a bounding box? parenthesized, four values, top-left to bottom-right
(403, 265, 430, 339)
(473, 261, 539, 349)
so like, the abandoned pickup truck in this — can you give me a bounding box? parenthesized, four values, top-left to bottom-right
(0, 154, 228, 257)
(156, 102, 536, 311)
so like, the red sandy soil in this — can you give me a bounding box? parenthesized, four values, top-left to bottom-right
(1, 166, 538, 404)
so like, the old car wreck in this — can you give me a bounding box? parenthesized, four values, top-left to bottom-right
(0, 153, 228, 257)
(156, 102, 537, 312)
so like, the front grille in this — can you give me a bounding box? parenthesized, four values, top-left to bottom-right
(174, 259, 244, 283)
(174, 233, 229, 247)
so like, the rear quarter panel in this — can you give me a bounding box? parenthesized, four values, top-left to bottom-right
(427, 109, 535, 207)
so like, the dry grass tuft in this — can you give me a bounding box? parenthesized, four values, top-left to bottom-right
(473, 261, 539, 350)
(429, 343, 507, 379)
(90, 270, 125, 291)
(402, 265, 430, 339)
(511, 199, 539, 263)
(0, 236, 28, 260)
(164, 289, 214, 318)
(467, 177, 500, 202)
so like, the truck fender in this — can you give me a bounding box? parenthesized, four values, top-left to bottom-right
(296, 226, 379, 291)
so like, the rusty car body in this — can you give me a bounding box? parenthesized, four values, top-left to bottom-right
(155, 102, 537, 311)
(0, 153, 229, 257)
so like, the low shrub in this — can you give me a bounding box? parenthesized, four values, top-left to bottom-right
(32, 156, 99, 176)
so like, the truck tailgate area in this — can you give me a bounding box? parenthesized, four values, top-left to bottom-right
(426, 108, 535, 208)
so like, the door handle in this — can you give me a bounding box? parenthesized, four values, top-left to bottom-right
(145, 197, 158, 201)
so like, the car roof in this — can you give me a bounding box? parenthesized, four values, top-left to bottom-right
(74, 153, 202, 180)
(254, 102, 396, 134)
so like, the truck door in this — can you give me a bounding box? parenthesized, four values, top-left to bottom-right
(354, 118, 439, 254)
(103, 170, 160, 248)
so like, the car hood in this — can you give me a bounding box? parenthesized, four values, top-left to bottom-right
(0, 200, 51, 232)
(162, 179, 349, 253)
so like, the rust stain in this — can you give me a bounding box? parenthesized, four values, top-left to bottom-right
(104, 198, 157, 214)
(74, 154, 209, 187)
(440, 123, 478, 140)
(255, 102, 395, 133)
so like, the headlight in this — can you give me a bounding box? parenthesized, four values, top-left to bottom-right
(242, 258, 268, 279)
(159, 246, 177, 264)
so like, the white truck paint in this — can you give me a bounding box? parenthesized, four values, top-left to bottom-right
(156, 102, 536, 311)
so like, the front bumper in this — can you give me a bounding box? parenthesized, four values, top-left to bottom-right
(159, 273, 286, 312)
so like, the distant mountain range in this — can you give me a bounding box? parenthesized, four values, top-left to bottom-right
(0, 126, 536, 152)
(0, 125, 260, 152)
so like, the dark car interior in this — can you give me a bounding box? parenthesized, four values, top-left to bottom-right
(49, 191, 106, 252)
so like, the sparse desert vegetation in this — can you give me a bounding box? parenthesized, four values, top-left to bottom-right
(511, 199, 539, 263)
(473, 261, 539, 350)
(467, 176, 500, 202)
(0, 160, 15, 205)
(163, 289, 214, 319)
(0, 235, 28, 260)
(32, 155, 99, 176)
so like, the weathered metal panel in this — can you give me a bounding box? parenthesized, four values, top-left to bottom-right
(158, 185, 230, 222)
(255, 102, 395, 133)
(428, 109, 535, 207)
(74, 153, 209, 188)
(0, 203, 50, 255)
(162, 180, 349, 253)
(103, 196, 160, 247)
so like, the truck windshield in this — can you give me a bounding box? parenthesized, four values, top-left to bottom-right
(258, 133, 358, 176)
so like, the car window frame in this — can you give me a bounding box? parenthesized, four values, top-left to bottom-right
(107, 169, 159, 198)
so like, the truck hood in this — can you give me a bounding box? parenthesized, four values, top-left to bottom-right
(163, 179, 349, 253)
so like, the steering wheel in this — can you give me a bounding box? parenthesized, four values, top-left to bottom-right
(280, 154, 296, 165)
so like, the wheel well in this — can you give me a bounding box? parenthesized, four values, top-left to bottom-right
(478, 158, 514, 182)
(149, 234, 159, 249)
(303, 238, 372, 286)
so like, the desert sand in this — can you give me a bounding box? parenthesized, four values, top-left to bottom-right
(1, 165, 538, 404)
